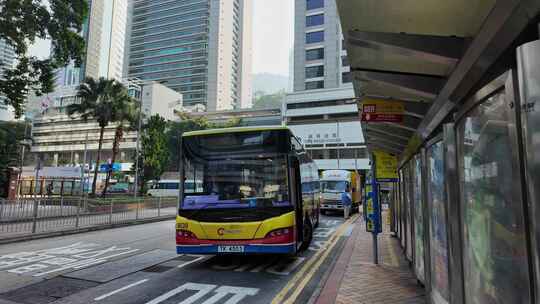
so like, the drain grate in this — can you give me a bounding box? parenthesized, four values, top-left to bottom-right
(142, 265, 174, 273)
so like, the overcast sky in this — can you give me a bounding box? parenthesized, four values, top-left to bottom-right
(29, 0, 294, 77)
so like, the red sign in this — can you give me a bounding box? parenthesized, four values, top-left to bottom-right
(360, 99, 405, 123)
(361, 113, 403, 122)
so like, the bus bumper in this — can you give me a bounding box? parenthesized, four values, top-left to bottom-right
(176, 243, 296, 254)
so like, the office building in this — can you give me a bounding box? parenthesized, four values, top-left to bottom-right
(125, 0, 252, 110)
(284, 87, 369, 170)
(55, 0, 128, 87)
(293, 0, 351, 92)
(0, 39, 16, 121)
(30, 81, 182, 167)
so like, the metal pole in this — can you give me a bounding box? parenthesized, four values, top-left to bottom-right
(133, 99, 142, 199)
(31, 158, 41, 234)
(81, 132, 88, 197)
(336, 120, 340, 169)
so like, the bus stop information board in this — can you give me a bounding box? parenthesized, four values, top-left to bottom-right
(373, 150, 399, 182)
(365, 183, 382, 234)
(360, 98, 404, 123)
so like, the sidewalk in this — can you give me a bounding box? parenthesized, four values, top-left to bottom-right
(315, 216, 426, 304)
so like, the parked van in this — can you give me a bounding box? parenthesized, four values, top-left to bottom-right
(147, 179, 203, 197)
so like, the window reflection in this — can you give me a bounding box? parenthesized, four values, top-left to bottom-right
(458, 92, 530, 304)
(428, 141, 449, 304)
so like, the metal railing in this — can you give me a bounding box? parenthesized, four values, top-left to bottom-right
(0, 196, 178, 240)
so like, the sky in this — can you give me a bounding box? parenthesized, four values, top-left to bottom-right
(29, 0, 294, 77)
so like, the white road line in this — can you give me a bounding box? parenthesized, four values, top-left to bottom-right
(177, 256, 206, 268)
(94, 279, 149, 301)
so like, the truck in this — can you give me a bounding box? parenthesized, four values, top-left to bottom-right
(320, 170, 362, 214)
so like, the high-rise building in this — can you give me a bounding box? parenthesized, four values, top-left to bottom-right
(124, 0, 252, 111)
(293, 0, 351, 92)
(0, 39, 16, 121)
(55, 0, 128, 87)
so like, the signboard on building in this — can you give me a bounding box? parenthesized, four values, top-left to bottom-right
(373, 150, 399, 182)
(360, 99, 404, 123)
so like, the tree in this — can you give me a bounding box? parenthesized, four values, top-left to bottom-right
(137, 115, 170, 194)
(101, 84, 137, 197)
(0, 0, 89, 118)
(0, 121, 26, 197)
(67, 77, 122, 197)
(251, 90, 286, 109)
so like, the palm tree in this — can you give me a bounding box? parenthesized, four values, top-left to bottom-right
(67, 77, 118, 197)
(101, 84, 137, 197)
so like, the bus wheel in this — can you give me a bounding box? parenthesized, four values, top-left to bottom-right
(314, 210, 320, 228)
(299, 220, 313, 251)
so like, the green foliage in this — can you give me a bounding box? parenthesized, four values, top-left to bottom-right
(67, 77, 133, 196)
(138, 115, 170, 191)
(252, 90, 286, 109)
(0, 0, 89, 118)
(0, 121, 27, 197)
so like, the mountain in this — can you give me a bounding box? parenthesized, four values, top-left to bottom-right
(252, 73, 289, 94)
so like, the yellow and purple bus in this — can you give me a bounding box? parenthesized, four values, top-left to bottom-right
(176, 126, 320, 254)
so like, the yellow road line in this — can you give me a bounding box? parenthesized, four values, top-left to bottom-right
(271, 215, 357, 304)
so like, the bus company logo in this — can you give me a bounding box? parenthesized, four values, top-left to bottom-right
(217, 228, 241, 236)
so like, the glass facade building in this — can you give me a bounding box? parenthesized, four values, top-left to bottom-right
(126, 0, 252, 110)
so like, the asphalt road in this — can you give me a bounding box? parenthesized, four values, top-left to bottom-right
(0, 213, 357, 304)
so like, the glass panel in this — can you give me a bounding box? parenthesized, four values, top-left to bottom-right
(306, 48, 324, 61)
(306, 31, 324, 44)
(305, 81, 324, 90)
(306, 65, 324, 78)
(428, 141, 450, 304)
(458, 91, 531, 304)
(405, 164, 413, 260)
(306, 0, 324, 10)
(413, 155, 425, 282)
(400, 170, 406, 247)
(306, 14, 324, 27)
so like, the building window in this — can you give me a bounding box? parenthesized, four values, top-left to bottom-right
(306, 31, 324, 44)
(342, 72, 352, 83)
(306, 14, 324, 27)
(305, 80, 324, 90)
(306, 48, 324, 61)
(341, 55, 349, 67)
(306, 0, 324, 10)
(305, 65, 324, 78)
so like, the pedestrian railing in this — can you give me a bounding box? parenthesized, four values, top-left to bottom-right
(0, 196, 178, 240)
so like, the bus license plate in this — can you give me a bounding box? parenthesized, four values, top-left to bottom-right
(218, 245, 244, 253)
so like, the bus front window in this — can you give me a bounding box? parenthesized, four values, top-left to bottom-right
(181, 156, 289, 210)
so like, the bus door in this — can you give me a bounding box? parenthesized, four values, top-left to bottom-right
(288, 155, 303, 246)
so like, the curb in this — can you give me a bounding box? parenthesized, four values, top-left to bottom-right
(0, 215, 176, 245)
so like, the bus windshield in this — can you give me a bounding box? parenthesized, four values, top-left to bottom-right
(321, 181, 348, 193)
(180, 131, 291, 214)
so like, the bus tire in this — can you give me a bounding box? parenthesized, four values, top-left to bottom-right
(299, 219, 313, 251)
(314, 210, 320, 228)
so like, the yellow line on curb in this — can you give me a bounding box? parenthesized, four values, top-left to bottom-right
(271, 215, 357, 304)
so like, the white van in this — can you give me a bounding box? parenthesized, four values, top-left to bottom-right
(147, 179, 203, 197)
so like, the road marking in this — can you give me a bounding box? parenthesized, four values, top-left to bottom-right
(94, 279, 149, 301)
(144, 283, 259, 304)
(177, 256, 206, 269)
(271, 215, 357, 304)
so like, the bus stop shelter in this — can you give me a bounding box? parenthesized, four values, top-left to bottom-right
(336, 0, 540, 303)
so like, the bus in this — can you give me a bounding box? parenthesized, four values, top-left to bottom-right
(147, 180, 203, 197)
(176, 126, 320, 254)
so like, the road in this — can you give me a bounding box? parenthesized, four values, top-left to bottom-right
(0, 213, 357, 304)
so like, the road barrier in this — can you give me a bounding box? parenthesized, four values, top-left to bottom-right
(0, 196, 178, 240)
